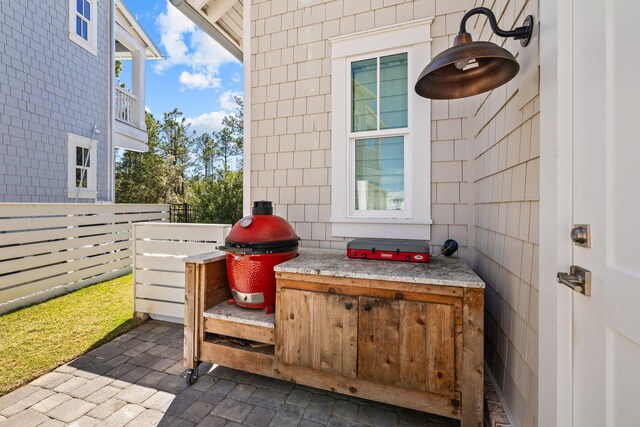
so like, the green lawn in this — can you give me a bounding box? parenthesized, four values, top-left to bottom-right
(0, 273, 145, 395)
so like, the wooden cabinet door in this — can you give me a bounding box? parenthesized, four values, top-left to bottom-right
(277, 289, 358, 378)
(358, 297, 457, 396)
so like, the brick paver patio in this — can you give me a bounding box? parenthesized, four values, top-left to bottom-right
(0, 321, 459, 426)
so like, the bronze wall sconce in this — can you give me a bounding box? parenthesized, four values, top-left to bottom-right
(415, 7, 534, 99)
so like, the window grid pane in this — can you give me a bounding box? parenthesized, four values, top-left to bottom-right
(76, 16, 83, 37)
(355, 136, 404, 211)
(76, 147, 90, 167)
(379, 53, 408, 129)
(75, 168, 87, 188)
(351, 58, 378, 132)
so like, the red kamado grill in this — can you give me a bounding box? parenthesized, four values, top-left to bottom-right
(218, 201, 299, 313)
(347, 238, 430, 263)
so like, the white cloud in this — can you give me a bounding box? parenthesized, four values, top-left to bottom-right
(144, 106, 151, 114)
(219, 90, 242, 111)
(179, 71, 221, 89)
(185, 111, 227, 135)
(155, 1, 238, 89)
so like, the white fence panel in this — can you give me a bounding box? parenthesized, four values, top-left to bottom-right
(0, 203, 169, 314)
(133, 222, 231, 323)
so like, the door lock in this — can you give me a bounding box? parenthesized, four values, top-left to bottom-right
(571, 224, 590, 247)
(557, 265, 591, 296)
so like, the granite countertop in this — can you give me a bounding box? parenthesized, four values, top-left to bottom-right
(184, 250, 226, 264)
(275, 248, 485, 288)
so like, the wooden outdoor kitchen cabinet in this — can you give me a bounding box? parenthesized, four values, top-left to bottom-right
(184, 249, 485, 426)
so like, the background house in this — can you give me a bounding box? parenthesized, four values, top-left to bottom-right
(0, 0, 161, 203)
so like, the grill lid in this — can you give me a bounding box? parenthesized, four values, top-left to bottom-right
(220, 201, 299, 254)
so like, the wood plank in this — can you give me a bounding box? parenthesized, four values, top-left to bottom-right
(425, 303, 456, 396)
(134, 223, 229, 241)
(183, 262, 197, 368)
(204, 317, 274, 344)
(0, 248, 132, 289)
(276, 274, 464, 297)
(454, 299, 464, 394)
(0, 222, 130, 247)
(203, 301, 274, 328)
(135, 284, 184, 303)
(134, 255, 186, 272)
(135, 240, 218, 256)
(0, 258, 131, 303)
(277, 278, 460, 306)
(398, 300, 427, 392)
(198, 340, 461, 419)
(357, 297, 400, 386)
(203, 259, 230, 309)
(135, 299, 185, 319)
(278, 288, 313, 367)
(311, 292, 358, 378)
(0, 203, 169, 217)
(0, 212, 167, 233)
(0, 239, 131, 275)
(135, 270, 185, 287)
(460, 288, 484, 427)
(0, 230, 131, 261)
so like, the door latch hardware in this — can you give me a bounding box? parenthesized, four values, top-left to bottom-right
(557, 265, 591, 296)
(571, 224, 590, 247)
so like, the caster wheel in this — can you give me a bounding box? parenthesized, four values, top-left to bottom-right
(186, 368, 199, 385)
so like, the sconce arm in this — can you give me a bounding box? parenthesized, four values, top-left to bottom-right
(459, 7, 533, 45)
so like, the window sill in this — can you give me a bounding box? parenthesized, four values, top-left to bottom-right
(330, 218, 432, 240)
(69, 32, 98, 56)
(67, 189, 98, 200)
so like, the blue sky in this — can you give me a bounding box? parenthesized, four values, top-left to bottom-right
(120, 0, 243, 135)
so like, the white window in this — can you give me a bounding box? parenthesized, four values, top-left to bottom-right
(329, 18, 433, 239)
(67, 133, 98, 199)
(68, 0, 98, 55)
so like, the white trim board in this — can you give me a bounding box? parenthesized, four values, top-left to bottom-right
(329, 18, 433, 240)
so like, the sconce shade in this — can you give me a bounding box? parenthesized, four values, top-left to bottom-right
(415, 33, 520, 100)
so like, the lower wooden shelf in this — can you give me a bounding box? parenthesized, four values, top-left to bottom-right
(203, 301, 275, 345)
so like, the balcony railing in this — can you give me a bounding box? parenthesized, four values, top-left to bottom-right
(115, 85, 139, 127)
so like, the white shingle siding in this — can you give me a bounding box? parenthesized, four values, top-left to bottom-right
(0, 1, 110, 202)
(466, 0, 540, 426)
(249, 0, 470, 253)
(249, 0, 540, 425)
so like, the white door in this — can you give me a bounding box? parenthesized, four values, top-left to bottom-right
(569, 0, 640, 425)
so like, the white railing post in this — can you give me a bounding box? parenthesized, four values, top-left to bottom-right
(115, 86, 138, 127)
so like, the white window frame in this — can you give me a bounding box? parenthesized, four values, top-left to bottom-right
(67, 133, 98, 199)
(68, 0, 98, 55)
(329, 18, 433, 239)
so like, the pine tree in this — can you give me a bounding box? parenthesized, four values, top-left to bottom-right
(158, 108, 194, 202)
(115, 113, 167, 203)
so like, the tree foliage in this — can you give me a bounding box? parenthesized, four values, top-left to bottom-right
(188, 169, 243, 225)
(115, 113, 167, 203)
(115, 98, 244, 225)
